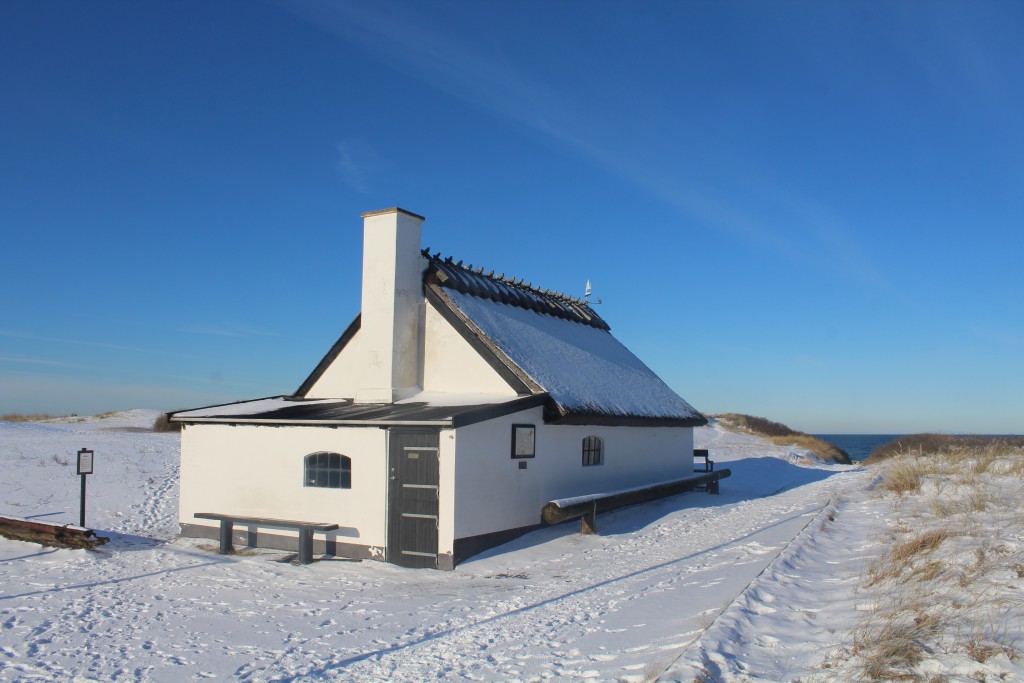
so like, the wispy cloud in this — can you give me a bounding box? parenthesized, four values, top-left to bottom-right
(0, 354, 93, 370)
(284, 1, 885, 289)
(336, 139, 391, 194)
(178, 324, 283, 339)
(0, 329, 208, 359)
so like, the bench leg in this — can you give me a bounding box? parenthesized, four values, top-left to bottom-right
(218, 520, 234, 554)
(298, 528, 314, 564)
(709, 479, 720, 495)
(580, 502, 598, 535)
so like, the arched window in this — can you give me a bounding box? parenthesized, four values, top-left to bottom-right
(582, 436, 603, 466)
(304, 452, 351, 489)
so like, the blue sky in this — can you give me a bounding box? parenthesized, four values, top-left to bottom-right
(2, 1, 1021, 434)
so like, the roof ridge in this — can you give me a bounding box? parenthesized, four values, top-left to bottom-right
(421, 248, 584, 306)
(421, 247, 610, 331)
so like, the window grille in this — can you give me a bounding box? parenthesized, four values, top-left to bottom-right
(582, 436, 603, 466)
(304, 452, 351, 488)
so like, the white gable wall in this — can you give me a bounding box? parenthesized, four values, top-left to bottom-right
(422, 299, 518, 395)
(450, 407, 695, 541)
(303, 328, 365, 399)
(179, 423, 388, 553)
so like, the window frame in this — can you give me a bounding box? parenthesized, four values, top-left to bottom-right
(511, 424, 536, 459)
(303, 451, 352, 489)
(582, 435, 604, 466)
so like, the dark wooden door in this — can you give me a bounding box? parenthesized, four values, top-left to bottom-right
(387, 429, 440, 568)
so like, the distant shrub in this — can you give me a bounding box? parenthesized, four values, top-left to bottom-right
(713, 413, 852, 464)
(1, 413, 58, 422)
(153, 413, 183, 432)
(865, 434, 1024, 464)
(715, 413, 799, 438)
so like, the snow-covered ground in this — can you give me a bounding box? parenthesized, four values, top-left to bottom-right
(0, 412, 1018, 681)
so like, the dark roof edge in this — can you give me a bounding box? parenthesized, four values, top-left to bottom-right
(169, 396, 292, 422)
(293, 314, 361, 397)
(425, 285, 539, 396)
(169, 394, 547, 428)
(451, 394, 548, 428)
(544, 411, 708, 428)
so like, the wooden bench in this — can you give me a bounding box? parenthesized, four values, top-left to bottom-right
(694, 448, 714, 473)
(195, 513, 339, 565)
(542, 469, 731, 535)
(693, 449, 718, 492)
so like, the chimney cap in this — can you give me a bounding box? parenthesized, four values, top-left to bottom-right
(360, 207, 426, 221)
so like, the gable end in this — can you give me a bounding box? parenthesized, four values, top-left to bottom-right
(294, 314, 361, 397)
(425, 286, 536, 396)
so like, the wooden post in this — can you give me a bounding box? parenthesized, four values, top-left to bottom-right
(218, 520, 234, 554)
(79, 474, 87, 527)
(580, 501, 598, 535)
(298, 528, 314, 564)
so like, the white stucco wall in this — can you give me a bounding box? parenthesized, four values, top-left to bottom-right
(304, 328, 365, 399)
(356, 209, 425, 403)
(438, 427, 456, 558)
(422, 300, 517, 396)
(178, 424, 388, 550)
(451, 407, 695, 540)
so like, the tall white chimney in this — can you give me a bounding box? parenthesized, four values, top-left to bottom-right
(355, 207, 426, 404)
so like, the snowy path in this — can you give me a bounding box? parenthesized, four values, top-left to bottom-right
(1, 412, 865, 681)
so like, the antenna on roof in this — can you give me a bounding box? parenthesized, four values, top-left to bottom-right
(583, 279, 602, 305)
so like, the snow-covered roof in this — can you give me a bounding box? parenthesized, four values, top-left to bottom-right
(425, 254, 706, 427)
(170, 394, 546, 427)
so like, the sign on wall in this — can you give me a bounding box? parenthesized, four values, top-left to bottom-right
(511, 424, 536, 458)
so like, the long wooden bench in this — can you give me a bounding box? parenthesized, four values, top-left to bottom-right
(194, 513, 339, 565)
(542, 469, 731, 534)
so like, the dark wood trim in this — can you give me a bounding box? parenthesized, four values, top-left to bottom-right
(544, 409, 708, 428)
(452, 523, 544, 566)
(424, 285, 537, 396)
(510, 423, 536, 458)
(450, 394, 547, 428)
(293, 314, 361, 397)
(387, 428, 441, 568)
(180, 522, 377, 561)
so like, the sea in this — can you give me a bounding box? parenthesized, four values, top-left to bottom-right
(811, 434, 904, 462)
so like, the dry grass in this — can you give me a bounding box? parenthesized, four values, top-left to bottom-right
(853, 596, 944, 681)
(152, 413, 183, 432)
(1, 413, 60, 422)
(714, 413, 852, 464)
(876, 455, 932, 495)
(768, 434, 851, 464)
(866, 434, 1024, 464)
(849, 445, 1024, 679)
(867, 528, 953, 586)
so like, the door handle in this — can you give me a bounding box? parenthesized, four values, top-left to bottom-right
(390, 467, 397, 480)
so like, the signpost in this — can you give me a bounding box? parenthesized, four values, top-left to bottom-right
(76, 448, 94, 527)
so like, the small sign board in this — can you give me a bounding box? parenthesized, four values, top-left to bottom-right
(77, 448, 94, 475)
(511, 424, 536, 458)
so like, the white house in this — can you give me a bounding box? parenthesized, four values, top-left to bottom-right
(171, 208, 706, 569)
